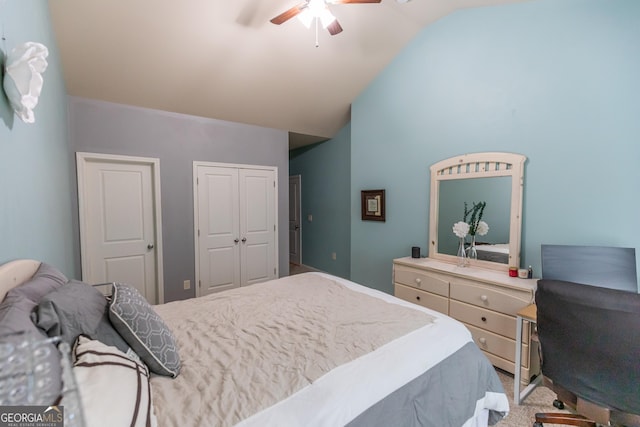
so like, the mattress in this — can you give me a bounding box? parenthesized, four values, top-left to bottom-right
(150, 272, 508, 426)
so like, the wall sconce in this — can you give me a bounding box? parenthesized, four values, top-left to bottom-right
(2, 42, 49, 124)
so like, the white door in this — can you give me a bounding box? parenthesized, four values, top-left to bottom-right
(195, 166, 241, 294)
(194, 162, 277, 296)
(77, 153, 164, 304)
(240, 169, 276, 286)
(289, 175, 302, 264)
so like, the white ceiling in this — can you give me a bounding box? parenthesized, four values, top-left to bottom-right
(48, 0, 526, 149)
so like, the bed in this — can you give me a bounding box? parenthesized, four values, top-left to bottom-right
(0, 259, 509, 427)
(475, 243, 510, 264)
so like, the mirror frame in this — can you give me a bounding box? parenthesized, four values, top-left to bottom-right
(428, 152, 526, 271)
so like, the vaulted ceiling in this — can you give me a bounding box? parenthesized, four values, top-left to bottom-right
(48, 0, 526, 149)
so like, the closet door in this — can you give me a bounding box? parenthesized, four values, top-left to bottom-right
(240, 169, 277, 286)
(196, 166, 241, 294)
(195, 162, 278, 296)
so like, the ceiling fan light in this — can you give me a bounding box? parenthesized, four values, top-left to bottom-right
(297, 9, 313, 28)
(308, 0, 326, 14)
(319, 9, 336, 28)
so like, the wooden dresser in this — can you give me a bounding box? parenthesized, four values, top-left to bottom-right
(393, 257, 540, 384)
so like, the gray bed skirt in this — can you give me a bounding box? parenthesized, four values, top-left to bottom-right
(347, 342, 507, 427)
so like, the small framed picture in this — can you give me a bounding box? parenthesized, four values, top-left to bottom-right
(361, 189, 385, 222)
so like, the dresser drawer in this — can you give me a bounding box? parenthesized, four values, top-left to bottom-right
(450, 278, 531, 315)
(394, 284, 449, 315)
(394, 266, 449, 297)
(450, 300, 529, 343)
(465, 323, 530, 368)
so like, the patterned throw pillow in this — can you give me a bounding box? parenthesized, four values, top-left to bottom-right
(71, 336, 157, 427)
(0, 262, 69, 404)
(108, 283, 181, 377)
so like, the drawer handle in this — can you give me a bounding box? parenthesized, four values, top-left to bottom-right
(480, 295, 488, 302)
(478, 337, 487, 345)
(415, 278, 422, 285)
(416, 296, 421, 301)
(481, 316, 487, 322)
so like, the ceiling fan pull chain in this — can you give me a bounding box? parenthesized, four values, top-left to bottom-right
(315, 17, 319, 47)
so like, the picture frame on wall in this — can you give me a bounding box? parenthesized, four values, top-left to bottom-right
(361, 189, 386, 222)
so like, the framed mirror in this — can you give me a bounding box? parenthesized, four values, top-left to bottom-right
(428, 152, 526, 271)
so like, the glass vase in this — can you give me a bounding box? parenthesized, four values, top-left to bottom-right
(457, 237, 467, 267)
(467, 235, 478, 260)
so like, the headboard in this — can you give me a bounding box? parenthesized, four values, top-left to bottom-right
(0, 259, 41, 302)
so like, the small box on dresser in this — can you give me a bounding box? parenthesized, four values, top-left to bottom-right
(393, 257, 540, 385)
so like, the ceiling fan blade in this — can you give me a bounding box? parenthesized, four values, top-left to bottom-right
(328, 0, 381, 4)
(270, 3, 307, 25)
(327, 19, 343, 36)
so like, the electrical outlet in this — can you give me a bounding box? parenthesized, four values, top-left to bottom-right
(331, 252, 337, 260)
(183, 280, 191, 290)
(307, 214, 313, 222)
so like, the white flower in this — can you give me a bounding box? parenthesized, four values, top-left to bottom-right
(476, 220, 489, 236)
(2, 42, 49, 123)
(452, 221, 470, 238)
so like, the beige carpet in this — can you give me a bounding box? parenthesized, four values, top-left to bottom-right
(495, 369, 569, 427)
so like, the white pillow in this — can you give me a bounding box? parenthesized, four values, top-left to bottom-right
(72, 336, 157, 427)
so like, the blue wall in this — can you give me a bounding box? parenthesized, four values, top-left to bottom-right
(351, 0, 640, 293)
(0, 1, 77, 277)
(290, 123, 351, 278)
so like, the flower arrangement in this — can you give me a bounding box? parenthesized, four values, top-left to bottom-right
(452, 201, 489, 239)
(464, 201, 489, 237)
(452, 201, 489, 264)
(452, 221, 469, 238)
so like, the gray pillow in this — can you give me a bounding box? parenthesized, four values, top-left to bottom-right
(0, 263, 68, 404)
(9, 262, 68, 303)
(31, 280, 129, 353)
(0, 294, 62, 404)
(109, 283, 181, 377)
(0, 262, 68, 336)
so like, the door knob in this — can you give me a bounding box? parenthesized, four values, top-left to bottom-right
(147, 243, 154, 250)
(294, 225, 300, 230)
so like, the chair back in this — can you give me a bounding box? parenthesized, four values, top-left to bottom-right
(535, 279, 640, 416)
(541, 244, 638, 292)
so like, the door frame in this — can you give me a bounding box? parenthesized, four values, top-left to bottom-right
(289, 175, 302, 265)
(76, 152, 165, 303)
(193, 161, 279, 297)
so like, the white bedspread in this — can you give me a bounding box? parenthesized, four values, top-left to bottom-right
(239, 274, 497, 427)
(150, 273, 441, 427)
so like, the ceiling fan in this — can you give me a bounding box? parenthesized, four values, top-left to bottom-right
(270, 0, 382, 37)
